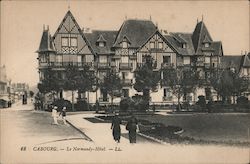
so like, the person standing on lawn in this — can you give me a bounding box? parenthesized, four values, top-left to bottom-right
(111, 112, 122, 143)
(51, 106, 58, 125)
(59, 106, 67, 124)
(126, 114, 139, 144)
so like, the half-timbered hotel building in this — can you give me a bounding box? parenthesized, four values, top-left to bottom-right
(37, 10, 225, 106)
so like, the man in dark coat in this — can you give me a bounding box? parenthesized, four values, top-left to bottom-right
(126, 114, 139, 143)
(111, 113, 122, 143)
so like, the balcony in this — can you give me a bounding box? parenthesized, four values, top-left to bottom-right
(44, 62, 94, 68)
(119, 63, 133, 70)
(121, 79, 133, 86)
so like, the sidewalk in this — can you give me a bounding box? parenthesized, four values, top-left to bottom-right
(66, 113, 159, 146)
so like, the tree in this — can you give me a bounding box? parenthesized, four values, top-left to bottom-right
(210, 68, 249, 104)
(162, 66, 199, 110)
(134, 56, 160, 110)
(37, 67, 61, 100)
(100, 69, 122, 110)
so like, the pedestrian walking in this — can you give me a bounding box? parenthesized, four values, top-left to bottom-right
(59, 107, 67, 124)
(111, 113, 122, 143)
(126, 114, 139, 144)
(51, 106, 58, 125)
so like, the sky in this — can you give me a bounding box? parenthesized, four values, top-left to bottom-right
(0, 0, 249, 87)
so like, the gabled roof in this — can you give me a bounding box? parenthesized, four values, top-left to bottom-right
(85, 30, 118, 55)
(135, 30, 179, 54)
(96, 35, 107, 43)
(52, 10, 95, 55)
(37, 29, 56, 53)
(164, 33, 195, 56)
(202, 35, 212, 43)
(242, 53, 250, 67)
(113, 19, 157, 48)
(192, 21, 213, 54)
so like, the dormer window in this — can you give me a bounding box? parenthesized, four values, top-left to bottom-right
(122, 41, 128, 48)
(96, 34, 107, 47)
(203, 35, 211, 48)
(99, 42, 105, 47)
(204, 43, 210, 48)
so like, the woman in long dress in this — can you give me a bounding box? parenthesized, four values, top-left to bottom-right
(126, 115, 138, 143)
(111, 113, 122, 143)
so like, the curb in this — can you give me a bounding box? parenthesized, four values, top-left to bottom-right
(137, 132, 169, 145)
(66, 119, 93, 142)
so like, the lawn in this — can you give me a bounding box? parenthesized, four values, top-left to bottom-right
(137, 113, 250, 146)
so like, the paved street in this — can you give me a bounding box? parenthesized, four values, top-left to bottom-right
(1, 101, 250, 164)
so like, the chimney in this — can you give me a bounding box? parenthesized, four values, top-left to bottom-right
(47, 25, 49, 31)
(43, 24, 45, 31)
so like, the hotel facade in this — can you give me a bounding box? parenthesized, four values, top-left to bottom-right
(37, 10, 249, 106)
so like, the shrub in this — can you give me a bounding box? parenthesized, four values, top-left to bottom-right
(132, 94, 148, 112)
(237, 96, 248, 105)
(120, 98, 134, 112)
(76, 99, 88, 111)
(52, 99, 72, 111)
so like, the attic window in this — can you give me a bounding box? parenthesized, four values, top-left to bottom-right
(204, 43, 210, 48)
(158, 42, 163, 49)
(122, 41, 128, 48)
(150, 42, 155, 49)
(99, 42, 105, 47)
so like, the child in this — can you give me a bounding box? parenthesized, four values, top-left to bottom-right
(59, 107, 67, 124)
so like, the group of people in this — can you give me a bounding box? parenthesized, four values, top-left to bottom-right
(111, 113, 139, 144)
(51, 106, 67, 125)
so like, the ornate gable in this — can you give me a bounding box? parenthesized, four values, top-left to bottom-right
(52, 10, 94, 55)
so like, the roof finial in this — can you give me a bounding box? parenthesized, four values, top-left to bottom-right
(156, 22, 158, 29)
(67, 0, 70, 10)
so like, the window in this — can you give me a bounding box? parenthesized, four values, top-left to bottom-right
(122, 41, 128, 48)
(150, 42, 155, 49)
(183, 57, 190, 65)
(163, 88, 172, 99)
(99, 42, 105, 47)
(62, 37, 68, 46)
(163, 56, 170, 64)
(204, 43, 210, 48)
(99, 56, 107, 63)
(122, 72, 128, 79)
(158, 42, 163, 49)
(70, 37, 77, 47)
(205, 57, 210, 64)
(182, 43, 186, 48)
(40, 55, 47, 63)
(56, 55, 62, 62)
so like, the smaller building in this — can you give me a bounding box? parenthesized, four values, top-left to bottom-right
(221, 52, 250, 99)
